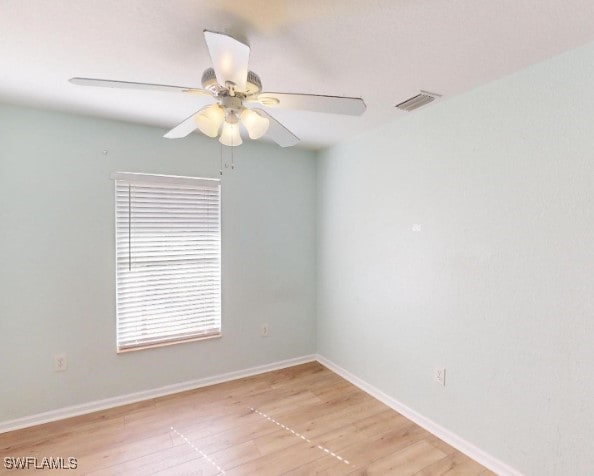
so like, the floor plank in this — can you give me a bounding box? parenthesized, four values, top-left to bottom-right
(360, 440, 447, 475)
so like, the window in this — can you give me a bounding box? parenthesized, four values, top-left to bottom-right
(113, 173, 221, 352)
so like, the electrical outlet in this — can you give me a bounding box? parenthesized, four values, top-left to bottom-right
(54, 353, 68, 372)
(434, 367, 446, 386)
(261, 323, 269, 337)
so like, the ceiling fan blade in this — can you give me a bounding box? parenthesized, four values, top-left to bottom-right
(69, 77, 211, 96)
(163, 109, 204, 139)
(203, 30, 250, 91)
(252, 108, 299, 148)
(252, 92, 366, 116)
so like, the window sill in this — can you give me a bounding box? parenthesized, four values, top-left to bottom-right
(117, 332, 222, 354)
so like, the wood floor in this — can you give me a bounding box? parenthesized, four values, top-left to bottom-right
(0, 362, 494, 475)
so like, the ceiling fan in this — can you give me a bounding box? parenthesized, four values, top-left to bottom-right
(69, 30, 366, 147)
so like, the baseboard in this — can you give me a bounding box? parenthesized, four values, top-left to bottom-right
(315, 354, 522, 476)
(0, 354, 316, 434)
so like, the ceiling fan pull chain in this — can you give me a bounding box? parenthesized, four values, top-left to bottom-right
(219, 141, 223, 176)
(231, 145, 235, 170)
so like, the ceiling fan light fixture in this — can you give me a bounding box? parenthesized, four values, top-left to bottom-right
(240, 109, 269, 139)
(219, 120, 242, 147)
(195, 104, 225, 137)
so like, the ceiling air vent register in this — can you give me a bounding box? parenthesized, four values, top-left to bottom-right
(396, 90, 442, 112)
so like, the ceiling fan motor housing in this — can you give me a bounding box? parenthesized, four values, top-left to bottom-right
(201, 68, 262, 96)
(244, 71, 263, 96)
(201, 68, 220, 95)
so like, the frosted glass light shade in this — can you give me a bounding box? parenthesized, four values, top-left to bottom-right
(195, 105, 225, 137)
(240, 109, 269, 139)
(219, 121, 242, 147)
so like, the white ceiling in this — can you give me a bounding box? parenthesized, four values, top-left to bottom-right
(2, 0, 594, 149)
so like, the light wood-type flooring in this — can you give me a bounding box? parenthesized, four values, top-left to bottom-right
(0, 362, 494, 475)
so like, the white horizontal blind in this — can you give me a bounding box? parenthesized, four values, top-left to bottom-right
(114, 174, 221, 351)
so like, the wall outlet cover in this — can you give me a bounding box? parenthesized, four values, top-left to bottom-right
(54, 353, 68, 372)
(434, 367, 446, 386)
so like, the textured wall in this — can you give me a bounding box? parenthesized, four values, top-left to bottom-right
(317, 41, 594, 475)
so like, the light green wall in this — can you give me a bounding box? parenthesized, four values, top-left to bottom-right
(0, 105, 317, 420)
(317, 42, 594, 475)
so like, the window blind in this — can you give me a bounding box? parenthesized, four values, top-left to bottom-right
(113, 173, 221, 352)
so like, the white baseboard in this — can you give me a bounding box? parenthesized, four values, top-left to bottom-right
(0, 354, 316, 435)
(315, 354, 522, 476)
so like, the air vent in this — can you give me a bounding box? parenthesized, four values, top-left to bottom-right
(396, 90, 442, 112)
